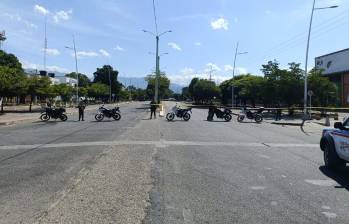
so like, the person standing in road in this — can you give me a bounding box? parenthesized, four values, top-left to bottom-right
(150, 101, 157, 119)
(78, 100, 86, 121)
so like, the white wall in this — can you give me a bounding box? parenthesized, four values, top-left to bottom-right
(315, 49, 349, 75)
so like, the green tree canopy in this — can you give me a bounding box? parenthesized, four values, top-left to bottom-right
(88, 83, 109, 99)
(65, 72, 90, 87)
(93, 65, 122, 96)
(191, 79, 221, 103)
(145, 72, 171, 101)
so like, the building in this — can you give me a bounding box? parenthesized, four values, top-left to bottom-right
(25, 69, 77, 86)
(315, 48, 349, 106)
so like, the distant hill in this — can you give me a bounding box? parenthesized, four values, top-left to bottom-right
(118, 77, 184, 93)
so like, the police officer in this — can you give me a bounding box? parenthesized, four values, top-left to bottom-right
(150, 100, 157, 119)
(78, 99, 86, 121)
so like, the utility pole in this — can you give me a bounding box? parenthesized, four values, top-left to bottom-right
(303, 0, 338, 118)
(65, 36, 79, 104)
(43, 15, 47, 71)
(0, 30, 6, 50)
(231, 42, 248, 107)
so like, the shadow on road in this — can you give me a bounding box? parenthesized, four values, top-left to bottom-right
(319, 166, 349, 191)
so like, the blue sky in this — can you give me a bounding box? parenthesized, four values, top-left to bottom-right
(0, 0, 348, 86)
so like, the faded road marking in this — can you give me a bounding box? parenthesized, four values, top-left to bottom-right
(0, 141, 318, 151)
(305, 179, 337, 187)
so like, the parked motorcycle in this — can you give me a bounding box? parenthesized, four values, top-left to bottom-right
(40, 107, 67, 121)
(95, 106, 121, 121)
(166, 106, 192, 122)
(207, 106, 232, 122)
(237, 107, 264, 123)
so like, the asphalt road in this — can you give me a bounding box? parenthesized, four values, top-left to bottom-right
(0, 101, 348, 224)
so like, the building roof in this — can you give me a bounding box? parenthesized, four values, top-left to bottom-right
(315, 48, 349, 59)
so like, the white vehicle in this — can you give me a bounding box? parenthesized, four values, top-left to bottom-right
(320, 118, 349, 169)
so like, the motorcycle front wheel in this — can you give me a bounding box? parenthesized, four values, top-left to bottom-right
(224, 114, 232, 122)
(60, 114, 68, 121)
(183, 113, 191, 121)
(40, 113, 50, 121)
(255, 114, 263, 123)
(237, 115, 244, 122)
(166, 113, 175, 122)
(95, 114, 104, 122)
(113, 113, 121, 121)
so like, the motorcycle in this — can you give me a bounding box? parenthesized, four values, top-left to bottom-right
(40, 107, 67, 121)
(95, 106, 121, 121)
(207, 106, 232, 122)
(237, 107, 264, 123)
(166, 106, 192, 122)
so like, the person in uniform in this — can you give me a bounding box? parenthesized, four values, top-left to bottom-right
(150, 101, 157, 119)
(78, 100, 86, 121)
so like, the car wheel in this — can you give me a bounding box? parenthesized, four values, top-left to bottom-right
(324, 141, 346, 169)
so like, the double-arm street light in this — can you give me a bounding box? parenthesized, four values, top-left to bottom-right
(303, 0, 338, 117)
(65, 35, 79, 104)
(232, 42, 248, 107)
(143, 30, 172, 103)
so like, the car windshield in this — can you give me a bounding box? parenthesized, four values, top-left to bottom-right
(1, 0, 349, 223)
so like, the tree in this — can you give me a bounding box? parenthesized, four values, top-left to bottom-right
(0, 50, 23, 72)
(66, 72, 90, 87)
(26, 76, 52, 112)
(182, 87, 190, 100)
(88, 83, 109, 101)
(0, 66, 26, 112)
(52, 84, 74, 104)
(145, 72, 171, 102)
(192, 79, 221, 103)
(93, 65, 122, 99)
(308, 68, 337, 106)
(188, 77, 199, 98)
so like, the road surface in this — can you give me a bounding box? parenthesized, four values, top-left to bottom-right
(0, 101, 348, 224)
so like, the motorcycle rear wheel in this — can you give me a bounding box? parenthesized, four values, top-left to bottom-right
(224, 114, 232, 122)
(95, 114, 104, 122)
(237, 115, 244, 122)
(60, 114, 68, 121)
(255, 114, 263, 123)
(113, 113, 121, 121)
(183, 113, 191, 121)
(40, 113, 50, 121)
(166, 113, 175, 122)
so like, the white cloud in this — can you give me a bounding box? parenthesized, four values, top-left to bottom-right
(75, 51, 99, 58)
(168, 42, 182, 51)
(224, 65, 248, 74)
(34, 5, 49, 15)
(206, 63, 221, 72)
(99, 49, 110, 57)
(53, 9, 72, 23)
(180, 67, 195, 76)
(194, 42, 202, 46)
(21, 60, 69, 73)
(2, 13, 37, 29)
(211, 17, 229, 30)
(43, 48, 60, 56)
(114, 45, 125, 51)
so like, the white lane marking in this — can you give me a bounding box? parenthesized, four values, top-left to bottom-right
(281, 175, 287, 178)
(182, 208, 194, 224)
(322, 206, 331, 210)
(265, 167, 273, 170)
(0, 141, 318, 150)
(250, 186, 266, 190)
(322, 212, 337, 219)
(304, 179, 336, 187)
(258, 154, 270, 159)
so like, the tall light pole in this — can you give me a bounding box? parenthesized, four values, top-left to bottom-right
(65, 35, 79, 104)
(143, 30, 171, 103)
(232, 42, 248, 107)
(303, 0, 338, 117)
(108, 66, 112, 103)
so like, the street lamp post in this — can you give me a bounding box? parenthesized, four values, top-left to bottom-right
(303, 0, 338, 117)
(143, 30, 171, 103)
(65, 35, 79, 104)
(232, 42, 248, 107)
